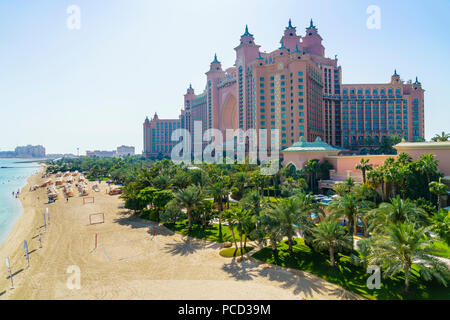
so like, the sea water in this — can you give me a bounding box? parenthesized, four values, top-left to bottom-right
(0, 159, 40, 245)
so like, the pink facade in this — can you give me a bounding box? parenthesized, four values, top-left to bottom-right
(395, 142, 450, 176)
(341, 73, 425, 149)
(283, 140, 450, 183)
(325, 155, 395, 182)
(143, 19, 425, 158)
(143, 113, 181, 157)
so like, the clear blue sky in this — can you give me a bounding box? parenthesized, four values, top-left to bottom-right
(1, 0, 449, 154)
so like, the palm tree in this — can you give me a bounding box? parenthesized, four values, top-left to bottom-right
(393, 164, 411, 199)
(366, 169, 384, 200)
(429, 178, 449, 211)
(207, 180, 229, 237)
(355, 158, 373, 184)
(174, 185, 203, 232)
(241, 190, 262, 216)
(396, 152, 413, 165)
(431, 131, 450, 142)
(367, 196, 427, 234)
(312, 220, 352, 267)
(266, 195, 315, 254)
(257, 212, 284, 253)
(250, 171, 265, 198)
(319, 160, 334, 181)
(329, 193, 372, 247)
(303, 159, 321, 193)
(369, 222, 449, 291)
(417, 154, 439, 201)
(342, 177, 355, 193)
(233, 171, 248, 198)
(152, 174, 171, 190)
(223, 207, 250, 257)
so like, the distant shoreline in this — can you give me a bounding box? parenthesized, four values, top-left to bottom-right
(0, 158, 47, 163)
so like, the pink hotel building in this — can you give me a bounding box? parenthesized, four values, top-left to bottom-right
(143, 20, 425, 158)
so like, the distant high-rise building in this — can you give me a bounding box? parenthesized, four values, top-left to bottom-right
(86, 150, 116, 158)
(142, 19, 425, 157)
(143, 113, 182, 157)
(116, 145, 135, 157)
(14, 145, 46, 158)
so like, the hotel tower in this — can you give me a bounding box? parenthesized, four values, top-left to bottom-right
(143, 19, 424, 157)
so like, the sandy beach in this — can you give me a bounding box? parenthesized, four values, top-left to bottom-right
(0, 169, 360, 300)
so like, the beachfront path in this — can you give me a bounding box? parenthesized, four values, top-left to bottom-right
(0, 171, 360, 300)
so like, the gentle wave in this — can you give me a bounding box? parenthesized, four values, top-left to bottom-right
(0, 159, 40, 246)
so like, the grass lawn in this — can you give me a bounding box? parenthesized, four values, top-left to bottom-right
(163, 219, 238, 243)
(220, 247, 254, 257)
(429, 240, 450, 259)
(252, 238, 450, 300)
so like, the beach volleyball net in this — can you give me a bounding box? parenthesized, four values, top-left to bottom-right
(83, 197, 95, 205)
(89, 213, 104, 225)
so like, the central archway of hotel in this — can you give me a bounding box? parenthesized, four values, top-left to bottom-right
(221, 95, 238, 130)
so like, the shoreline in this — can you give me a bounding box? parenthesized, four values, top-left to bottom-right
(0, 168, 359, 300)
(0, 163, 44, 248)
(0, 158, 47, 162)
(0, 167, 46, 297)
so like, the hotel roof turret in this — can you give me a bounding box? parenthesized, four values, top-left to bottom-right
(303, 19, 325, 57)
(280, 19, 302, 52)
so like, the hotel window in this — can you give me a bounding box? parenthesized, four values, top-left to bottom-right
(260, 77, 265, 81)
